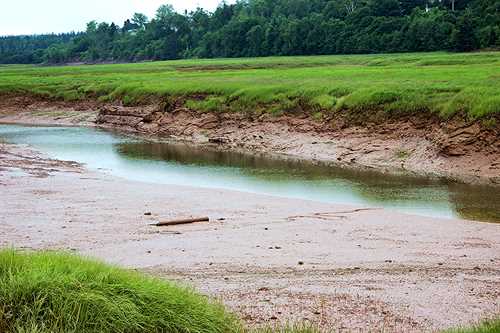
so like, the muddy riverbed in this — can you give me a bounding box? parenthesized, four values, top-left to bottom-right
(1, 97, 499, 331)
(0, 141, 499, 332)
(1, 124, 500, 222)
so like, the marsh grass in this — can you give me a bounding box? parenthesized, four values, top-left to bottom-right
(445, 319, 500, 333)
(0, 52, 499, 120)
(0, 249, 239, 333)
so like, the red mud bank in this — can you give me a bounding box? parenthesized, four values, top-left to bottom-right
(1, 95, 499, 185)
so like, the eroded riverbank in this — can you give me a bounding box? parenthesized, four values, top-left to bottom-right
(0, 141, 499, 332)
(1, 96, 499, 187)
(2, 123, 500, 221)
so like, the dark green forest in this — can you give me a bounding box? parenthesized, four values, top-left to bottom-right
(1, 0, 499, 64)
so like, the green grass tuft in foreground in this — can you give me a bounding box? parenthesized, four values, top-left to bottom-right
(445, 319, 500, 333)
(0, 52, 499, 120)
(0, 249, 239, 333)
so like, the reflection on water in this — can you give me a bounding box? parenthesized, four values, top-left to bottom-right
(1, 124, 499, 222)
(448, 184, 500, 222)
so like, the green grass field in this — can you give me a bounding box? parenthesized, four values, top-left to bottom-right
(0, 249, 498, 333)
(0, 52, 499, 121)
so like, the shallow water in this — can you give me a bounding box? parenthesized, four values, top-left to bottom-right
(1, 124, 499, 222)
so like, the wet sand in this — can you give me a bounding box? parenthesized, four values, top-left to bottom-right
(1, 142, 499, 332)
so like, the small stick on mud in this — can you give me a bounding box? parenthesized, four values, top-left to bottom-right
(152, 217, 209, 227)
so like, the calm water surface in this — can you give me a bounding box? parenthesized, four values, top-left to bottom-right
(1, 124, 499, 222)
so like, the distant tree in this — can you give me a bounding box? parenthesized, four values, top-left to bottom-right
(44, 44, 69, 63)
(399, 0, 427, 15)
(343, 0, 360, 14)
(155, 4, 176, 21)
(369, 0, 401, 16)
(86, 21, 98, 34)
(450, 10, 478, 51)
(132, 13, 148, 29)
(247, 24, 265, 56)
(122, 19, 138, 32)
(323, 1, 343, 19)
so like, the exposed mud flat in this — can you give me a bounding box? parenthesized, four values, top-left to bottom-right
(0, 142, 499, 332)
(0, 141, 81, 178)
(1, 95, 499, 186)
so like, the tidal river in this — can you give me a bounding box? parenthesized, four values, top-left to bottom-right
(1, 124, 499, 223)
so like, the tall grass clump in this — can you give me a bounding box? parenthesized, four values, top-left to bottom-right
(0, 249, 240, 333)
(445, 319, 500, 333)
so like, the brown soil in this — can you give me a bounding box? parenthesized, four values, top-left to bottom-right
(0, 142, 499, 332)
(0, 95, 498, 186)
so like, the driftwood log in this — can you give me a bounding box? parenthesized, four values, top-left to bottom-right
(153, 217, 209, 227)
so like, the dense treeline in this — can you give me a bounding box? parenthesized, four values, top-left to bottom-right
(0, 33, 79, 64)
(0, 0, 499, 64)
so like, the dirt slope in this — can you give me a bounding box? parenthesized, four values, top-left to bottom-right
(1, 95, 499, 185)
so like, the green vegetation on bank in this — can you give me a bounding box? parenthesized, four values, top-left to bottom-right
(0, 52, 499, 120)
(446, 319, 500, 333)
(1, 0, 499, 64)
(0, 249, 239, 333)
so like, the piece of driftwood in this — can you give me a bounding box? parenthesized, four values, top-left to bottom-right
(153, 217, 209, 227)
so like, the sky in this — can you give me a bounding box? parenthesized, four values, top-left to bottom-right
(0, 0, 234, 36)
